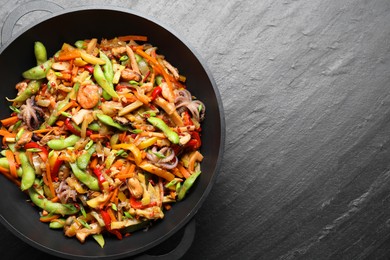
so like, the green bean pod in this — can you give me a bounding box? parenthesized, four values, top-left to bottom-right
(18, 152, 36, 191)
(177, 170, 201, 201)
(100, 51, 114, 83)
(47, 134, 81, 150)
(147, 116, 179, 144)
(69, 162, 100, 191)
(6, 80, 41, 103)
(96, 114, 128, 131)
(94, 64, 118, 98)
(28, 187, 79, 215)
(34, 41, 47, 65)
(22, 59, 52, 80)
(77, 144, 96, 170)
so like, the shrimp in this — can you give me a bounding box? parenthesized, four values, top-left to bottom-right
(77, 84, 100, 109)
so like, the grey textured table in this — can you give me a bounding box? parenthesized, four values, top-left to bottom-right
(1, 0, 390, 259)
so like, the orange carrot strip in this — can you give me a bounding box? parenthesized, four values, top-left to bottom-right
(33, 128, 55, 134)
(90, 157, 98, 170)
(5, 150, 17, 178)
(51, 196, 60, 202)
(0, 166, 20, 186)
(46, 162, 56, 198)
(177, 163, 190, 179)
(107, 208, 117, 222)
(135, 49, 175, 102)
(0, 116, 19, 127)
(56, 100, 76, 116)
(39, 214, 60, 222)
(118, 35, 148, 42)
(0, 129, 16, 137)
(90, 134, 107, 140)
(110, 188, 118, 203)
(0, 165, 9, 174)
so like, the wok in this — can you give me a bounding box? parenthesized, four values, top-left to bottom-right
(0, 2, 225, 259)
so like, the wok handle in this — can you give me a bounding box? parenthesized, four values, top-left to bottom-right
(134, 218, 196, 260)
(1, 0, 63, 45)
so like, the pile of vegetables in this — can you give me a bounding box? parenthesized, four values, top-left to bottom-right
(0, 35, 205, 247)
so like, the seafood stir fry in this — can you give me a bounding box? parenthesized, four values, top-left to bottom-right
(0, 36, 205, 247)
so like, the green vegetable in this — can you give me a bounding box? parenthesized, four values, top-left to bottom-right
(69, 162, 100, 191)
(74, 40, 85, 49)
(28, 186, 79, 215)
(19, 152, 36, 191)
(6, 80, 40, 102)
(178, 171, 201, 201)
(22, 59, 52, 79)
(100, 51, 114, 83)
(147, 117, 179, 144)
(77, 144, 96, 170)
(34, 41, 47, 65)
(94, 64, 118, 99)
(49, 219, 66, 229)
(92, 234, 105, 248)
(96, 114, 128, 131)
(0, 157, 22, 177)
(47, 134, 81, 150)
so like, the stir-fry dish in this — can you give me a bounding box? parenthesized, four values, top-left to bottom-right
(0, 36, 205, 247)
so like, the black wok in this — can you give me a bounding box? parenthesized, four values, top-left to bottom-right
(0, 2, 225, 259)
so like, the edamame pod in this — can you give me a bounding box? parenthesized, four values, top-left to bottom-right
(77, 144, 96, 170)
(34, 41, 47, 65)
(6, 80, 40, 102)
(69, 162, 100, 191)
(177, 170, 201, 201)
(94, 64, 118, 98)
(0, 157, 23, 177)
(47, 134, 80, 150)
(19, 152, 36, 191)
(147, 116, 179, 144)
(22, 59, 52, 80)
(96, 114, 128, 131)
(28, 187, 79, 215)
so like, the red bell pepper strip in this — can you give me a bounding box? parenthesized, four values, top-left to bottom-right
(51, 159, 63, 181)
(24, 142, 49, 161)
(100, 210, 122, 239)
(182, 111, 193, 126)
(84, 64, 94, 74)
(24, 142, 48, 155)
(150, 86, 162, 101)
(92, 167, 107, 189)
(186, 131, 201, 150)
(64, 118, 93, 136)
(129, 196, 157, 209)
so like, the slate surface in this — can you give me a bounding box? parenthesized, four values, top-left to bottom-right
(1, 0, 390, 259)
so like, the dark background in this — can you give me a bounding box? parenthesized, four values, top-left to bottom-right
(1, 0, 390, 259)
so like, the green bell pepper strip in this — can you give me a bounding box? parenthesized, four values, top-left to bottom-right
(147, 117, 179, 144)
(28, 187, 79, 215)
(22, 59, 53, 80)
(69, 162, 100, 191)
(34, 41, 47, 65)
(77, 144, 96, 170)
(96, 114, 128, 131)
(94, 64, 118, 99)
(47, 134, 81, 150)
(6, 80, 41, 103)
(19, 152, 36, 191)
(177, 170, 201, 201)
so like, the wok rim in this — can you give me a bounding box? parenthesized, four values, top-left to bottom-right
(0, 4, 225, 259)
